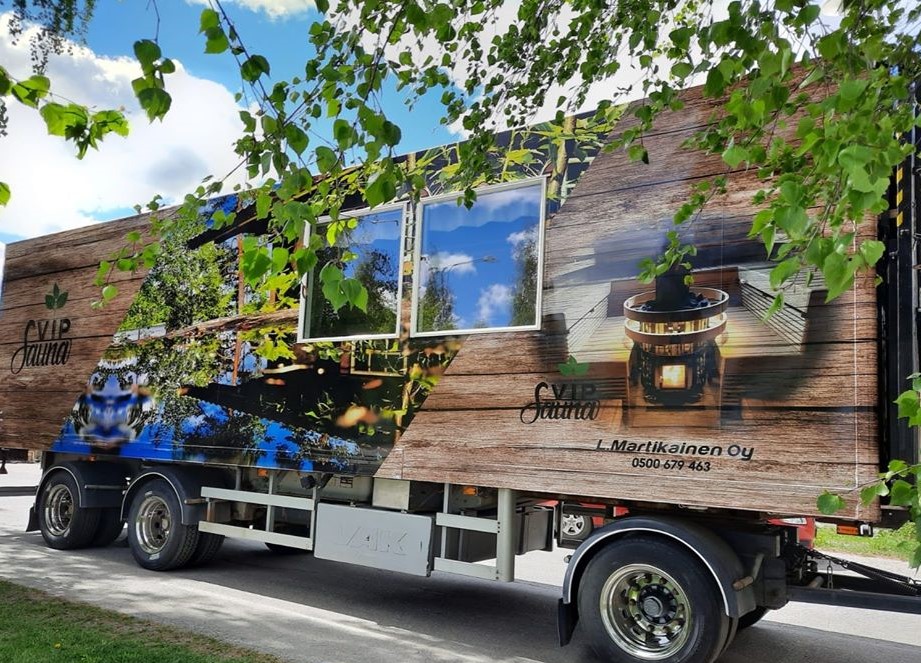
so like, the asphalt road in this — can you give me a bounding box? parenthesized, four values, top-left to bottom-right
(0, 480, 919, 663)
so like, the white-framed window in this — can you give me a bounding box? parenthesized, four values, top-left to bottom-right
(410, 177, 547, 337)
(298, 203, 406, 343)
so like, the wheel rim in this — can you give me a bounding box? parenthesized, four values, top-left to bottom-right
(561, 514, 587, 537)
(44, 484, 74, 536)
(599, 563, 692, 660)
(135, 495, 172, 555)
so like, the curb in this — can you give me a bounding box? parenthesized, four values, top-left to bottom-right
(0, 487, 36, 497)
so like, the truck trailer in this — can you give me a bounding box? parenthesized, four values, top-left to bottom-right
(1, 79, 920, 663)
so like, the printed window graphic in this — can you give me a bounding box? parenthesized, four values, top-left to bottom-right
(413, 180, 545, 335)
(301, 206, 404, 342)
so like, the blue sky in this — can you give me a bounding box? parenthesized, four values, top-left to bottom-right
(0, 1, 456, 245)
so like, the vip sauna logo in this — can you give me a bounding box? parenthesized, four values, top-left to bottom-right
(10, 284, 71, 374)
(519, 356, 601, 424)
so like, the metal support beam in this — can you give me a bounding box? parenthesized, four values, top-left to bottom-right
(788, 584, 921, 615)
(266, 471, 276, 533)
(496, 488, 516, 582)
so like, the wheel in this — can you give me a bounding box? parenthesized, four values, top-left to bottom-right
(127, 479, 200, 571)
(188, 532, 224, 567)
(560, 513, 594, 541)
(737, 606, 769, 631)
(37, 471, 100, 550)
(91, 508, 125, 547)
(720, 617, 739, 656)
(578, 535, 729, 663)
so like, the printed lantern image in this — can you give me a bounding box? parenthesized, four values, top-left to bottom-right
(624, 270, 728, 405)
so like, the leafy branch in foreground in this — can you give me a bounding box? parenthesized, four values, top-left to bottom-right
(818, 457, 921, 568)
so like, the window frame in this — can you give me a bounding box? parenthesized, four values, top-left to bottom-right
(409, 176, 548, 338)
(297, 201, 408, 344)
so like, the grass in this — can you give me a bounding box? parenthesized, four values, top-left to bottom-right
(0, 579, 285, 663)
(815, 522, 918, 560)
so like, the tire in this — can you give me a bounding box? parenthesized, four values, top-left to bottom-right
(720, 617, 739, 657)
(578, 535, 729, 663)
(188, 532, 224, 567)
(737, 606, 769, 631)
(37, 471, 101, 550)
(560, 513, 594, 541)
(91, 508, 125, 547)
(126, 479, 200, 571)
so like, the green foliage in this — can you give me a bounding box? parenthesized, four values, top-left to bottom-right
(131, 39, 174, 121)
(5, 0, 921, 566)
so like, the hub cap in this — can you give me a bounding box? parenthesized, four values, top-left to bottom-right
(135, 495, 171, 555)
(560, 514, 587, 537)
(44, 484, 74, 536)
(599, 563, 692, 660)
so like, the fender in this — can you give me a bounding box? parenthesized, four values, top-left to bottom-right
(558, 515, 756, 646)
(27, 461, 129, 531)
(121, 465, 227, 526)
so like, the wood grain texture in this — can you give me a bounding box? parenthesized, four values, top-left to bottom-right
(0, 217, 149, 450)
(382, 83, 882, 521)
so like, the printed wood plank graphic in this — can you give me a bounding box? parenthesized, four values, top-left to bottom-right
(384, 95, 881, 520)
(0, 215, 152, 450)
(0, 78, 883, 520)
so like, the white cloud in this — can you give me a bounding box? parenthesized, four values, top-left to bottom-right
(476, 283, 512, 325)
(507, 225, 538, 258)
(423, 251, 477, 275)
(0, 16, 249, 239)
(186, 0, 315, 19)
(418, 251, 476, 290)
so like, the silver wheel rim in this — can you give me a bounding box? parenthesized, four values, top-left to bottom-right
(44, 484, 74, 536)
(599, 563, 692, 660)
(135, 495, 171, 555)
(561, 514, 587, 537)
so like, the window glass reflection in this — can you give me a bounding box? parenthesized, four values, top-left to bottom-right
(416, 182, 543, 334)
(304, 208, 402, 340)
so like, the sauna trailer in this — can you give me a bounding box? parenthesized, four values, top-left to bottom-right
(1, 80, 920, 663)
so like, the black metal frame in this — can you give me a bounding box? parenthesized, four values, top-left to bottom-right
(879, 81, 921, 470)
(788, 582, 921, 614)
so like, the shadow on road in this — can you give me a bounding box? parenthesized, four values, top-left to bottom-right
(1, 530, 919, 663)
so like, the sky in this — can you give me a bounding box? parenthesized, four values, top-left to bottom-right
(0, 0, 851, 248)
(0, 1, 456, 245)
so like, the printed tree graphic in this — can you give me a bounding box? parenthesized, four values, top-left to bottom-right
(45, 283, 68, 311)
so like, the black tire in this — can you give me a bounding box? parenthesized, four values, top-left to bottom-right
(737, 606, 769, 631)
(126, 479, 200, 571)
(720, 617, 739, 657)
(91, 508, 125, 547)
(37, 471, 100, 550)
(578, 535, 729, 663)
(188, 532, 225, 567)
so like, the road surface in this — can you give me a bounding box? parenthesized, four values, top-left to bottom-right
(0, 471, 919, 663)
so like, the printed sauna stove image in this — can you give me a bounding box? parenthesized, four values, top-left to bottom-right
(623, 270, 728, 406)
(551, 256, 827, 430)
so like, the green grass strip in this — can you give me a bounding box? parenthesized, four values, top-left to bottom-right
(0, 579, 285, 663)
(815, 522, 918, 560)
